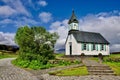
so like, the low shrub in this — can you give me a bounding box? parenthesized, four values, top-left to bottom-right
(12, 58, 30, 68)
(13, 53, 81, 70)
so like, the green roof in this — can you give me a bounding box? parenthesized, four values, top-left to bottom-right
(69, 30, 110, 44)
(68, 10, 79, 24)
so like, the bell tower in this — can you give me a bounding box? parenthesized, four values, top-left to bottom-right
(68, 10, 79, 31)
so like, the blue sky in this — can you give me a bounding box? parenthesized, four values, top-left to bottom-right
(0, 0, 120, 52)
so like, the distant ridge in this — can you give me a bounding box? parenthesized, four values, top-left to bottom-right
(0, 44, 19, 52)
(55, 48, 65, 53)
(111, 52, 120, 54)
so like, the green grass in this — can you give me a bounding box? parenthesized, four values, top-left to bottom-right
(104, 62, 120, 75)
(0, 52, 18, 59)
(103, 53, 120, 75)
(49, 66, 88, 76)
(89, 57, 99, 62)
(109, 54, 120, 58)
(55, 53, 64, 59)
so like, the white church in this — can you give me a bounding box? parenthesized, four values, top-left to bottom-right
(65, 11, 110, 56)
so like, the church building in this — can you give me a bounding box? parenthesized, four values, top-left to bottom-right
(65, 11, 110, 56)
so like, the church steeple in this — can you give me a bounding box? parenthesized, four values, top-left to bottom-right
(68, 10, 79, 24)
(68, 10, 79, 31)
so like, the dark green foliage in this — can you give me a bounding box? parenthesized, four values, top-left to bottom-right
(13, 26, 59, 69)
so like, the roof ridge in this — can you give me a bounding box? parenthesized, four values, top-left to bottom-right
(69, 30, 100, 34)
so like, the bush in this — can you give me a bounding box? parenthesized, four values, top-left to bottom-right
(13, 26, 59, 70)
(29, 60, 42, 70)
(73, 60, 81, 64)
(12, 54, 51, 70)
(12, 58, 30, 68)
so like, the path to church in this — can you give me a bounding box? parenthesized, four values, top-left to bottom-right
(0, 58, 39, 80)
(0, 58, 120, 80)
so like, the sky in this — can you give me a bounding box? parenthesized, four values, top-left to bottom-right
(0, 0, 120, 52)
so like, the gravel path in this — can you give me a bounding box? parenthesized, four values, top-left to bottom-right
(0, 58, 39, 80)
(82, 57, 105, 66)
(42, 74, 120, 80)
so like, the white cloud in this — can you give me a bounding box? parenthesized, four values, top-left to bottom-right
(80, 13, 120, 52)
(38, 0, 47, 7)
(49, 19, 68, 50)
(0, 6, 16, 17)
(0, 32, 16, 45)
(0, 17, 39, 28)
(0, 19, 13, 24)
(39, 12, 52, 23)
(14, 17, 40, 27)
(1, 0, 31, 17)
(50, 11, 120, 52)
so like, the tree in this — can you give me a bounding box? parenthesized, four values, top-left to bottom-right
(15, 26, 59, 62)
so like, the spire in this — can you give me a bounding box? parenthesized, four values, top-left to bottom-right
(68, 10, 79, 24)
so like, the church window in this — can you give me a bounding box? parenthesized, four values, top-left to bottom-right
(101, 44, 104, 50)
(74, 24, 77, 26)
(93, 44, 95, 50)
(83, 43, 87, 50)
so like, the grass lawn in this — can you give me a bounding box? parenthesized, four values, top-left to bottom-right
(103, 53, 120, 75)
(49, 66, 88, 76)
(0, 52, 18, 59)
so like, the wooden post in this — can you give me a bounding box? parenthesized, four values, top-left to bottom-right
(98, 53, 103, 63)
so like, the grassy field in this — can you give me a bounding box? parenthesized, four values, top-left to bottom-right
(104, 62, 120, 75)
(49, 66, 88, 76)
(109, 53, 120, 58)
(54, 53, 64, 59)
(103, 53, 120, 75)
(0, 51, 18, 59)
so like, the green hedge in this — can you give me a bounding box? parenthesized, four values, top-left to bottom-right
(12, 58, 81, 70)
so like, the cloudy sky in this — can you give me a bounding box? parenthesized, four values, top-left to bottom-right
(0, 0, 120, 52)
